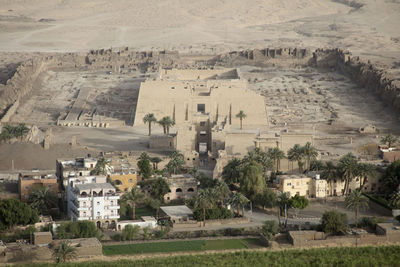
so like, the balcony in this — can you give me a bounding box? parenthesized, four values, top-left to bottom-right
(106, 215, 120, 219)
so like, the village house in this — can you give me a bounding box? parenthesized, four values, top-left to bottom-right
(18, 170, 59, 201)
(164, 174, 198, 202)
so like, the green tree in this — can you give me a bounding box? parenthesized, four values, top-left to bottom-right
(239, 161, 266, 198)
(356, 163, 375, 189)
(381, 134, 398, 148)
(213, 181, 231, 207)
(338, 153, 358, 195)
(122, 188, 144, 219)
(236, 110, 247, 130)
(150, 157, 162, 170)
(137, 152, 152, 179)
(287, 144, 304, 172)
(267, 147, 285, 172)
(122, 225, 140, 241)
(150, 177, 170, 202)
(310, 160, 325, 171)
(390, 191, 400, 208)
(289, 195, 309, 218)
(0, 199, 38, 230)
(165, 150, 185, 175)
(194, 188, 215, 226)
(254, 188, 277, 210)
(222, 158, 242, 186)
(382, 160, 400, 195)
(345, 189, 369, 227)
(15, 123, 30, 141)
(56, 221, 100, 239)
(52, 241, 77, 263)
(158, 116, 175, 134)
(229, 192, 249, 217)
(143, 113, 157, 136)
(243, 148, 273, 172)
(321, 210, 348, 235)
(91, 157, 108, 175)
(302, 142, 318, 171)
(321, 161, 339, 196)
(29, 187, 58, 215)
(261, 220, 279, 240)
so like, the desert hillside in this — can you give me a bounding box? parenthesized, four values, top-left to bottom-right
(0, 0, 399, 66)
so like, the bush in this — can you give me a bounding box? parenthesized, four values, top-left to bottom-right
(193, 207, 234, 221)
(0, 199, 38, 230)
(57, 221, 100, 239)
(122, 225, 140, 241)
(359, 216, 385, 229)
(261, 220, 278, 240)
(320, 210, 348, 235)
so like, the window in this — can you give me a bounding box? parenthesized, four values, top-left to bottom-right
(128, 179, 134, 183)
(197, 104, 205, 113)
(83, 212, 86, 217)
(111, 200, 114, 206)
(188, 188, 194, 192)
(200, 121, 206, 126)
(97, 212, 100, 216)
(176, 188, 182, 193)
(97, 202, 100, 205)
(287, 183, 291, 186)
(79, 172, 82, 176)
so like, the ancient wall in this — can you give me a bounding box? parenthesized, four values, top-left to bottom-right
(313, 48, 400, 114)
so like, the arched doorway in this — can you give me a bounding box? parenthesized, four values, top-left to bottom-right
(111, 220, 116, 229)
(96, 221, 101, 228)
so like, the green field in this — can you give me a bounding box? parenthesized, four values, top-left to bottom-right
(102, 238, 263, 256)
(21, 245, 400, 267)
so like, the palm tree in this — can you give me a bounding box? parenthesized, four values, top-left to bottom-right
(345, 189, 369, 227)
(229, 192, 249, 217)
(143, 113, 157, 136)
(52, 241, 77, 263)
(381, 134, 398, 148)
(15, 123, 30, 141)
(244, 148, 273, 172)
(235, 110, 247, 130)
(158, 116, 175, 135)
(309, 160, 325, 172)
(0, 124, 15, 143)
(267, 147, 285, 172)
(195, 188, 215, 226)
(150, 157, 162, 170)
(276, 192, 291, 227)
(302, 142, 318, 171)
(213, 181, 231, 207)
(165, 150, 185, 174)
(356, 163, 376, 189)
(29, 187, 58, 215)
(287, 144, 304, 172)
(321, 161, 339, 196)
(122, 188, 144, 219)
(338, 153, 358, 195)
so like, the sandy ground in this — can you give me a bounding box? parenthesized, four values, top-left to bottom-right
(0, 0, 399, 68)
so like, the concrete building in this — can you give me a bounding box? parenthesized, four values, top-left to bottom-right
(18, 171, 59, 201)
(380, 146, 400, 163)
(56, 157, 97, 188)
(117, 216, 158, 231)
(164, 174, 198, 202)
(67, 176, 120, 228)
(159, 205, 194, 223)
(109, 169, 138, 192)
(276, 173, 360, 198)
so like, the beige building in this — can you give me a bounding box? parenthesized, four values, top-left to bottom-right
(164, 174, 198, 202)
(18, 171, 59, 202)
(276, 173, 361, 198)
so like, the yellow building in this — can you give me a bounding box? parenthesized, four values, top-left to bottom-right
(109, 170, 138, 192)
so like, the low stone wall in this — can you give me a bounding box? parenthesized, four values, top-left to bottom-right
(173, 217, 250, 229)
(289, 230, 400, 248)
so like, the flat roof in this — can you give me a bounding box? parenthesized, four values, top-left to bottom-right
(160, 205, 193, 218)
(34, 232, 52, 236)
(278, 175, 311, 180)
(75, 183, 115, 191)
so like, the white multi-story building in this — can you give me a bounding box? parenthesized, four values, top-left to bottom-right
(67, 176, 120, 228)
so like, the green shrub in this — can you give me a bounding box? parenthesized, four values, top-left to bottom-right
(56, 221, 100, 239)
(359, 216, 385, 229)
(193, 207, 234, 221)
(122, 225, 140, 241)
(0, 199, 38, 230)
(261, 220, 278, 240)
(320, 210, 348, 235)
